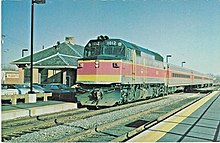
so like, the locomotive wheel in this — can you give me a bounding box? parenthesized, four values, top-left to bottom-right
(153, 87, 159, 98)
(121, 89, 128, 104)
(168, 87, 172, 94)
(135, 88, 141, 100)
(159, 85, 165, 96)
(147, 87, 154, 99)
(127, 87, 135, 102)
(171, 87, 176, 94)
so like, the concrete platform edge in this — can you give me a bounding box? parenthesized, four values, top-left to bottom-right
(2, 103, 77, 121)
(28, 103, 77, 116)
(2, 109, 30, 121)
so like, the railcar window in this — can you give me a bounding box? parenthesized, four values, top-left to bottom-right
(172, 73, 190, 78)
(204, 77, 211, 80)
(194, 76, 202, 79)
(136, 50, 141, 56)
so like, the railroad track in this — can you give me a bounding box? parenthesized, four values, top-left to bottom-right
(2, 108, 89, 141)
(2, 107, 88, 128)
(2, 93, 173, 141)
(57, 93, 207, 142)
(3, 92, 209, 142)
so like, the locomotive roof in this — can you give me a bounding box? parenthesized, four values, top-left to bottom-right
(111, 39, 164, 62)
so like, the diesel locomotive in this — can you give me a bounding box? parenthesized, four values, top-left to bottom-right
(76, 36, 213, 107)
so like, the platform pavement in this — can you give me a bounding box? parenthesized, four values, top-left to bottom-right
(128, 91, 220, 142)
(1, 101, 77, 121)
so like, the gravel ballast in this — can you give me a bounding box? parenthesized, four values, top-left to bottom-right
(7, 93, 203, 142)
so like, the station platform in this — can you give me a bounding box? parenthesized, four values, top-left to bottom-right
(1, 101, 77, 121)
(128, 91, 220, 142)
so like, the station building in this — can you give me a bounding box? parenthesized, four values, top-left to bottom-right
(10, 37, 84, 86)
(1, 69, 19, 84)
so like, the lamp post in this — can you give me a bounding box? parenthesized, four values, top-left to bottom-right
(29, 0, 46, 94)
(22, 49, 28, 57)
(181, 61, 186, 67)
(166, 54, 172, 95)
(166, 54, 172, 63)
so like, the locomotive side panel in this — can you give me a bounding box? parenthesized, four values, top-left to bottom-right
(121, 61, 133, 84)
(145, 58, 165, 84)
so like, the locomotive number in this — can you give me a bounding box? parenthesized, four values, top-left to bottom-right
(106, 41, 117, 46)
(91, 41, 100, 46)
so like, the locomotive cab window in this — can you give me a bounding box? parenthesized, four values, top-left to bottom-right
(84, 46, 103, 57)
(84, 40, 135, 60)
(136, 50, 141, 56)
(104, 46, 125, 57)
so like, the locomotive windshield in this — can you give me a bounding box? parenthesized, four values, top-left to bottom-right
(104, 46, 125, 56)
(84, 46, 102, 57)
(84, 40, 127, 59)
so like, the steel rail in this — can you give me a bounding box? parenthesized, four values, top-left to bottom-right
(55, 96, 195, 142)
(2, 94, 171, 141)
(2, 108, 87, 128)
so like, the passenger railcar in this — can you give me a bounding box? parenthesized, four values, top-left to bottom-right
(76, 36, 213, 107)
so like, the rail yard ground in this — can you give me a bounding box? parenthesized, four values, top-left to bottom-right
(2, 87, 219, 142)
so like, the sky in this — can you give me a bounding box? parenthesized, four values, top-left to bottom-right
(1, 0, 220, 75)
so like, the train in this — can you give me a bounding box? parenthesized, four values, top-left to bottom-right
(76, 35, 213, 107)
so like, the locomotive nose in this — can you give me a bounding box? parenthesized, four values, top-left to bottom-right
(95, 60, 99, 68)
(77, 60, 122, 83)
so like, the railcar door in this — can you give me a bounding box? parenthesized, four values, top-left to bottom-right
(166, 63, 170, 89)
(191, 71, 194, 85)
(131, 50, 136, 84)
